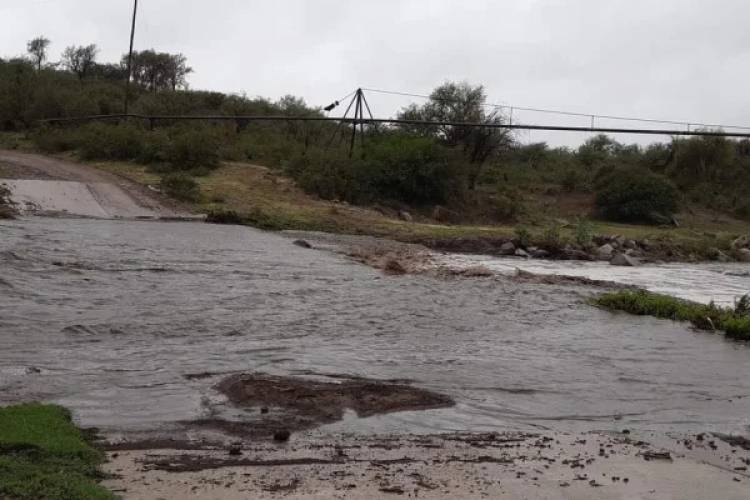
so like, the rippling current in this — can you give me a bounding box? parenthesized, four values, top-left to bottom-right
(1, 217, 749, 438)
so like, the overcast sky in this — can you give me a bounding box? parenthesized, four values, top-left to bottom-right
(2, 0, 748, 146)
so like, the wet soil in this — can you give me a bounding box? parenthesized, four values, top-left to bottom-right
(104, 430, 750, 499)
(189, 373, 454, 439)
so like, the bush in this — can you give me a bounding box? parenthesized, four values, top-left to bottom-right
(595, 167, 678, 224)
(164, 126, 222, 170)
(594, 290, 750, 341)
(160, 173, 200, 202)
(77, 122, 146, 161)
(574, 217, 594, 247)
(31, 126, 82, 153)
(288, 134, 464, 205)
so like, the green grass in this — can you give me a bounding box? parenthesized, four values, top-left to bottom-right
(593, 289, 750, 341)
(0, 404, 114, 500)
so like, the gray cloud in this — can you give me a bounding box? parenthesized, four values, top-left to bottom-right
(2, 0, 748, 145)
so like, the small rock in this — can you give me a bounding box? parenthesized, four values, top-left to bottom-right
(273, 429, 291, 442)
(228, 443, 242, 456)
(624, 239, 638, 250)
(610, 253, 640, 267)
(260, 407, 269, 414)
(531, 249, 550, 259)
(499, 241, 516, 255)
(515, 248, 530, 258)
(460, 266, 494, 277)
(614, 235, 627, 247)
(398, 210, 413, 222)
(597, 244, 615, 259)
(737, 248, 750, 263)
(25, 366, 41, 374)
(293, 239, 312, 249)
(731, 236, 750, 249)
(384, 259, 407, 275)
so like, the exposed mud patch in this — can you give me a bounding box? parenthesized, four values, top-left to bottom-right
(189, 374, 454, 439)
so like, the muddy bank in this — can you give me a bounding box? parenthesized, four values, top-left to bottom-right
(103, 430, 750, 499)
(189, 373, 454, 439)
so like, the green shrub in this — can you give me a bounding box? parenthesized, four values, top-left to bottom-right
(77, 122, 145, 161)
(595, 167, 678, 224)
(594, 290, 750, 341)
(288, 134, 463, 205)
(31, 126, 81, 153)
(541, 223, 563, 249)
(205, 209, 243, 224)
(165, 126, 221, 170)
(160, 173, 200, 202)
(561, 169, 582, 192)
(514, 226, 531, 247)
(574, 217, 594, 247)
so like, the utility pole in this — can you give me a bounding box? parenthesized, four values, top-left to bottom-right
(124, 0, 138, 115)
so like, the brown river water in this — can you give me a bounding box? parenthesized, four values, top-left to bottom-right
(1, 217, 749, 439)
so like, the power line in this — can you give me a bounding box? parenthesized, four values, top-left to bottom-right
(362, 87, 750, 131)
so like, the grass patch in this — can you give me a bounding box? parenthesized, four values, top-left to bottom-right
(593, 289, 750, 341)
(0, 403, 114, 500)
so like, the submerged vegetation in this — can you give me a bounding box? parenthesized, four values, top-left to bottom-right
(594, 289, 750, 341)
(0, 404, 113, 499)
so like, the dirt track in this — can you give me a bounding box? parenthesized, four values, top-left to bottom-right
(0, 150, 196, 219)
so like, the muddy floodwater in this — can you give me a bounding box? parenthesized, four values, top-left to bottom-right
(1, 217, 749, 439)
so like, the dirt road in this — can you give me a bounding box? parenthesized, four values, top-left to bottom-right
(0, 150, 197, 219)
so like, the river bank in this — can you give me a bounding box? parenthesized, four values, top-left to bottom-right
(3, 148, 749, 264)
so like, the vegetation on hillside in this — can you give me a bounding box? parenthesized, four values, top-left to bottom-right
(3, 37, 750, 256)
(594, 289, 750, 341)
(0, 403, 113, 499)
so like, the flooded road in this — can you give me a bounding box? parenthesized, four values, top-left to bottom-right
(1, 217, 749, 439)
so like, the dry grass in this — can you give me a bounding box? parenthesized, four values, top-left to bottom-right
(84, 160, 750, 254)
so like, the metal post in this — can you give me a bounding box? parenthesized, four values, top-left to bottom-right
(349, 89, 362, 158)
(124, 0, 138, 115)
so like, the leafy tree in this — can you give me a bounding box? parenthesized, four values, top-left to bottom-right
(62, 44, 98, 80)
(126, 50, 192, 91)
(398, 82, 511, 189)
(27, 37, 50, 71)
(595, 167, 679, 224)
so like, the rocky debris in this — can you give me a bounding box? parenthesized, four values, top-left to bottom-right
(731, 236, 750, 249)
(398, 210, 413, 222)
(737, 248, 750, 263)
(499, 241, 516, 255)
(610, 253, 640, 267)
(432, 205, 459, 223)
(384, 259, 408, 275)
(292, 239, 312, 249)
(452, 266, 494, 278)
(531, 248, 550, 258)
(273, 430, 291, 442)
(642, 451, 672, 461)
(515, 248, 530, 258)
(597, 244, 615, 260)
(713, 434, 750, 451)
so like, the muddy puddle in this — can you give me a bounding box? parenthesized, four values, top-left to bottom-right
(1, 217, 750, 441)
